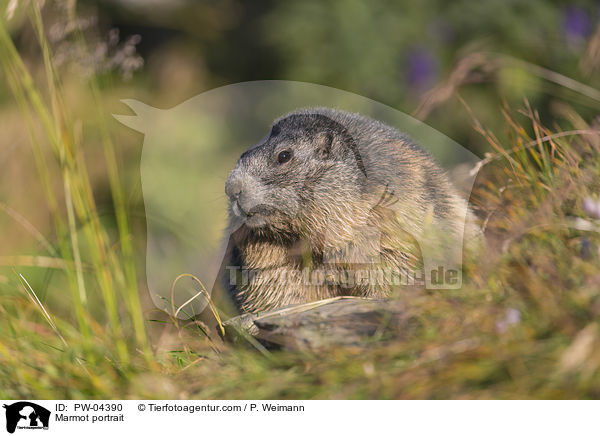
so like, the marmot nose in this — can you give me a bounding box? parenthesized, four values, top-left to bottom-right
(225, 176, 242, 200)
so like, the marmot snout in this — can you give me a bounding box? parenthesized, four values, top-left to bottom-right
(223, 108, 481, 313)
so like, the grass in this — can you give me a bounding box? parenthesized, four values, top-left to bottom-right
(1, 3, 600, 399)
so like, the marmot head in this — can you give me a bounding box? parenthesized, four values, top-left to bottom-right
(225, 109, 369, 239)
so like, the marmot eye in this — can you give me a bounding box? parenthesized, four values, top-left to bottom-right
(277, 150, 292, 164)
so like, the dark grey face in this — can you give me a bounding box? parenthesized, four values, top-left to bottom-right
(225, 113, 366, 232)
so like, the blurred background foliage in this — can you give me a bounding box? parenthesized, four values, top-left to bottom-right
(91, 0, 600, 145)
(2, 0, 600, 398)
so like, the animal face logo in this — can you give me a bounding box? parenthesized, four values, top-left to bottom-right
(114, 81, 481, 317)
(3, 402, 50, 433)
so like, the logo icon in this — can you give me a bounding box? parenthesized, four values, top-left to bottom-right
(3, 402, 50, 434)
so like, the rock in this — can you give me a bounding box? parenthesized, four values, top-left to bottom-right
(221, 296, 412, 350)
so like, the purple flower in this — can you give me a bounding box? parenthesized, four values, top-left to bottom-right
(563, 6, 592, 41)
(583, 197, 600, 219)
(496, 308, 521, 334)
(581, 236, 592, 259)
(406, 49, 438, 93)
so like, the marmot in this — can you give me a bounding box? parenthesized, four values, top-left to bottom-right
(222, 108, 481, 314)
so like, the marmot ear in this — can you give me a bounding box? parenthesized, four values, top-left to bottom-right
(315, 131, 335, 159)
